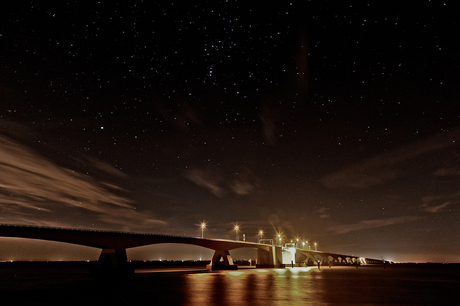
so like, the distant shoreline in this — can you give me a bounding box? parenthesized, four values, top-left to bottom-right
(1, 260, 459, 268)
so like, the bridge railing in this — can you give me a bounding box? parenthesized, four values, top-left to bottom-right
(258, 238, 274, 245)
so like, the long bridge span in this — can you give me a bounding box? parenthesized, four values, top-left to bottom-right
(0, 224, 383, 275)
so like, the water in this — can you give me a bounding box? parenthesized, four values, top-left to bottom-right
(1, 263, 459, 305)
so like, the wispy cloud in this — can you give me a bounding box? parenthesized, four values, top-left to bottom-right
(322, 129, 460, 189)
(0, 134, 166, 230)
(423, 202, 451, 213)
(328, 216, 421, 234)
(230, 179, 255, 195)
(434, 168, 460, 176)
(185, 168, 225, 197)
(229, 168, 260, 196)
(421, 192, 460, 213)
(317, 207, 330, 218)
(259, 103, 277, 145)
(185, 167, 260, 197)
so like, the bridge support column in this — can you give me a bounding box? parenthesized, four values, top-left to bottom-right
(90, 248, 134, 277)
(256, 246, 284, 268)
(206, 249, 237, 270)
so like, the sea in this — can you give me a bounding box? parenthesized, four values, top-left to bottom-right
(1, 262, 459, 305)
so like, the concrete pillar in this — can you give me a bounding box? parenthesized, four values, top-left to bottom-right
(206, 249, 237, 270)
(90, 248, 134, 277)
(256, 246, 284, 268)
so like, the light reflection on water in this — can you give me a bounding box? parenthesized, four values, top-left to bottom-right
(185, 267, 319, 306)
(2, 265, 459, 304)
(170, 266, 460, 305)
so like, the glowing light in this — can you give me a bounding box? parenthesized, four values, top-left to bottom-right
(227, 271, 246, 277)
(200, 222, 206, 238)
(234, 224, 239, 241)
(255, 269, 269, 273)
(193, 273, 210, 279)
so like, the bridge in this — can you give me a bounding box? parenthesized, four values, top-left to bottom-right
(0, 224, 383, 275)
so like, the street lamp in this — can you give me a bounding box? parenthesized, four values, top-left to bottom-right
(314, 242, 317, 251)
(259, 230, 263, 242)
(278, 234, 282, 246)
(302, 241, 305, 249)
(234, 225, 239, 241)
(201, 222, 206, 238)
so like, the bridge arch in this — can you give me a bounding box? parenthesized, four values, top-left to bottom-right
(0, 225, 371, 274)
(0, 225, 277, 273)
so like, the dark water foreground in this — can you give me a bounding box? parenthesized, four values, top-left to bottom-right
(1, 262, 459, 305)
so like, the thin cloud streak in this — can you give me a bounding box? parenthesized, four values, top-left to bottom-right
(185, 167, 260, 197)
(0, 134, 166, 230)
(421, 192, 460, 213)
(328, 216, 422, 234)
(317, 207, 330, 219)
(322, 129, 460, 189)
(423, 202, 451, 213)
(434, 168, 460, 176)
(185, 168, 225, 197)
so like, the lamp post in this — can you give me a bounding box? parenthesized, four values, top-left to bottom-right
(314, 242, 317, 251)
(259, 230, 263, 243)
(234, 225, 239, 241)
(201, 222, 206, 238)
(302, 241, 305, 249)
(278, 234, 282, 246)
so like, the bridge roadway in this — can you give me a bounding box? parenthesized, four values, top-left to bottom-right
(0, 224, 382, 275)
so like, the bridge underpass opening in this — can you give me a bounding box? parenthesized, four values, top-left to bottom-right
(0, 237, 101, 262)
(126, 243, 214, 262)
(127, 244, 261, 270)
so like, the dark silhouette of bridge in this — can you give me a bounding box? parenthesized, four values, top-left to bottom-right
(0, 224, 383, 275)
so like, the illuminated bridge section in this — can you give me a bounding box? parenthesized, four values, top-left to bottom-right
(0, 224, 383, 275)
(0, 224, 282, 274)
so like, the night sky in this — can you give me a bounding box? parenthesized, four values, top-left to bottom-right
(1, 1, 459, 263)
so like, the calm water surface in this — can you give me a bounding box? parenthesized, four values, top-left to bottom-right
(1, 264, 459, 305)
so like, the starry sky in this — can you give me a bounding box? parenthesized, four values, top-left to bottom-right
(1, 1, 459, 263)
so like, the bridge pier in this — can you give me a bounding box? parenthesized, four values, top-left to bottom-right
(206, 249, 238, 270)
(90, 248, 135, 277)
(256, 246, 284, 268)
